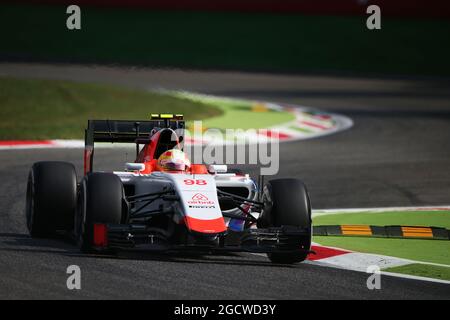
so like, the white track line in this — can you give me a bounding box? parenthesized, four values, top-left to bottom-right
(306, 259, 450, 285)
(250, 250, 450, 285)
(379, 271, 450, 285)
(310, 207, 450, 284)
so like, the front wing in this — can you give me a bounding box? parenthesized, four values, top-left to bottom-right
(93, 224, 313, 255)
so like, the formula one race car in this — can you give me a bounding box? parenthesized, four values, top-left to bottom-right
(26, 115, 313, 263)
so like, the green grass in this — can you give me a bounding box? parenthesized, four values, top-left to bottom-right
(1, 4, 450, 75)
(313, 211, 450, 229)
(313, 211, 450, 265)
(0, 77, 293, 139)
(203, 104, 293, 130)
(0, 77, 222, 139)
(313, 236, 450, 265)
(385, 264, 450, 281)
(173, 92, 294, 130)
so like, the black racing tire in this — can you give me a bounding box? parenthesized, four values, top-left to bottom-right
(77, 173, 124, 252)
(258, 179, 312, 264)
(26, 161, 77, 238)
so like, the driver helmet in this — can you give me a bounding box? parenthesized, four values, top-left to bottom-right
(157, 149, 191, 172)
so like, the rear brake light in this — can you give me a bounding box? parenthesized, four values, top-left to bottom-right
(93, 223, 108, 247)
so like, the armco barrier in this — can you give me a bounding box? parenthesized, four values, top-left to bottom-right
(7, 0, 450, 18)
(314, 225, 450, 240)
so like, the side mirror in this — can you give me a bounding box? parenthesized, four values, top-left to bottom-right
(208, 164, 228, 173)
(125, 163, 145, 172)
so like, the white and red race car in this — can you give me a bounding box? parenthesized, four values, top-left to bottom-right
(26, 115, 312, 264)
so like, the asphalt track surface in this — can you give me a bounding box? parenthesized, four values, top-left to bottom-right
(1, 63, 450, 299)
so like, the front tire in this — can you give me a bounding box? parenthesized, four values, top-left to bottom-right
(258, 179, 312, 264)
(26, 161, 77, 238)
(76, 173, 124, 252)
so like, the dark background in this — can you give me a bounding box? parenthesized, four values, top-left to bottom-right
(1, 0, 450, 76)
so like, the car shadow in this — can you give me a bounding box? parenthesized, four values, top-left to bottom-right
(0, 232, 302, 269)
(97, 250, 297, 268)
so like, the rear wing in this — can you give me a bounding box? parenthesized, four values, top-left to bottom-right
(84, 116, 185, 174)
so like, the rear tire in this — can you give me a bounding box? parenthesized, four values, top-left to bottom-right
(26, 161, 77, 238)
(258, 179, 312, 264)
(76, 173, 124, 252)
